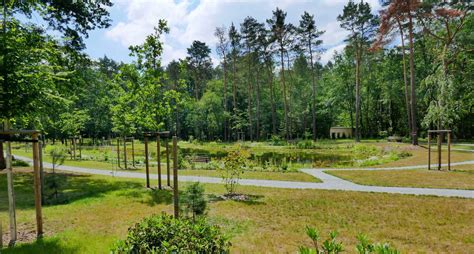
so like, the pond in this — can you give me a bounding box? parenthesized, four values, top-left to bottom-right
(179, 148, 352, 167)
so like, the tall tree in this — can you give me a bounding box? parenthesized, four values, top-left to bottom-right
(297, 11, 324, 140)
(338, 0, 378, 142)
(214, 26, 229, 140)
(228, 23, 241, 139)
(241, 16, 261, 140)
(267, 7, 293, 140)
(186, 40, 212, 100)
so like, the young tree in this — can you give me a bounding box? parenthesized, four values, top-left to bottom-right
(186, 40, 212, 100)
(181, 182, 207, 221)
(267, 8, 293, 140)
(338, 0, 378, 142)
(297, 12, 324, 140)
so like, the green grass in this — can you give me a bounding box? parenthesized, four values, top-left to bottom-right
(326, 165, 474, 190)
(1, 169, 474, 253)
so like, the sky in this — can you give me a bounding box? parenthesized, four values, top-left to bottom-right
(82, 0, 382, 65)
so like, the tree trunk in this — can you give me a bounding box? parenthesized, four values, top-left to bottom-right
(397, 19, 412, 135)
(232, 54, 237, 140)
(280, 47, 289, 140)
(355, 47, 361, 142)
(247, 49, 253, 141)
(408, 13, 418, 145)
(255, 64, 261, 140)
(267, 64, 277, 135)
(223, 53, 228, 141)
(4, 119, 17, 246)
(309, 39, 317, 141)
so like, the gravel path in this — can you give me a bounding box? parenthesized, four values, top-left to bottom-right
(14, 155, 474, 199)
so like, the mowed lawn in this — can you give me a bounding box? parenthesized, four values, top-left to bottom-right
(327, 165, 474, 190)
(1, 169, 473, 253)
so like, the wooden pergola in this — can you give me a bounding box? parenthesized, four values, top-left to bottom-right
(428, 130, 451, 171)
(0, 130, 43, 246)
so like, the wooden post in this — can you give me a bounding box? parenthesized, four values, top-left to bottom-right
(4, 121, 16, 246)
(173, 136, 179, 218)
(437, 132, 442, 170)
(39, 139, 45, 205)
(166, 140, 170, 187)
(428, 132, 431, 170)
(447, 132, 451, 171)
(157, 135, 162, 189)
(131, 138, 135, 168)
(78, 136, 82, 159)
(0, 219, 3, 249)
(144, 136, 150, 188)
(72, 137, 76, 160)
(123, 137, 127, 170)
(32, 133, 43, 238)
(116, 138, 121, 168)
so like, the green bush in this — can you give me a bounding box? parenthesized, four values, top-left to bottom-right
(112, 213, 230, 253)
(299, 226, 398, 254)
(181, 182, 207, 220)
(12, 159, 29, 167)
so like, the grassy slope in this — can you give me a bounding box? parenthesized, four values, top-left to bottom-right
(1, 170, 473, 253)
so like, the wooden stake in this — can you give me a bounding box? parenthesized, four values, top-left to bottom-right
(4, 120, 16, 246)
(123, 137, 127, 170)
(0, 219, 3, 249)
(437, 132, 442, 170)
(131, 138, 135, 168)
(173, 136, 179, 218)
(72, 137, 76, 160)
(157, 135, 162, 189)
(32, 133, 43, 238)
(117, 138, 121, 168)
(144, 136, 150, 188)
(39, 140, 45, 204)
(447, 132, 451, 171)
(166, 140, 170, 187)
(428, 133, 431, 170)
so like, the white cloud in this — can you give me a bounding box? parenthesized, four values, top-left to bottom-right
(320, 43, 346, 64)
(105, 0, 380, 65)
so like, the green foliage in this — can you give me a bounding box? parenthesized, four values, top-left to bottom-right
(299, 227, 342, 254)
(220, 148, 250, 195)
(299, 228, 399, 254)
(111, 213, 230, 253)
(11, 159, 29, 167)
(181, 182, 207, 220)
(356, 234, 399, 254)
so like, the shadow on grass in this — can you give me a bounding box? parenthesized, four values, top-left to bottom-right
(0, 171, 172, 211)
(1, 237, 79, 254)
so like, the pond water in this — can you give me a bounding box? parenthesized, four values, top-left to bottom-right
(179, 148, 352, 167)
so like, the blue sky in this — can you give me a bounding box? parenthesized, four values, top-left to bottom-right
(81, 0, 381, 65)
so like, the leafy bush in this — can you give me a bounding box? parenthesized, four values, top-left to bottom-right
(12, 158, 29, 167)
(181, 182, 207, 220)
(269, 135, 286, 146)
(220, 148, 250, 195)
(297, 139, 316, 149)
(112, 213, 230, 253)
(299, 226, 399, 254)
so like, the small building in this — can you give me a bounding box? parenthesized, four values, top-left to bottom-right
(330, 127, 353, 139)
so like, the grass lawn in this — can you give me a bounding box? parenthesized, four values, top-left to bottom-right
(1, 169, 474, 253)
(326, 165, 474, 190)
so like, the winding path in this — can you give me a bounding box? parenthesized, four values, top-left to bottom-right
(14, 155, 474, 199)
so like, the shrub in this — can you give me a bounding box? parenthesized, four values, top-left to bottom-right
(44, 147, 68, 204)
(181, 182, 207, 220)
(299, 227, 399, 254)
(112, 213, 230, 253)
(220, 148, 250, 195)
(12, 158, 29, 167)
